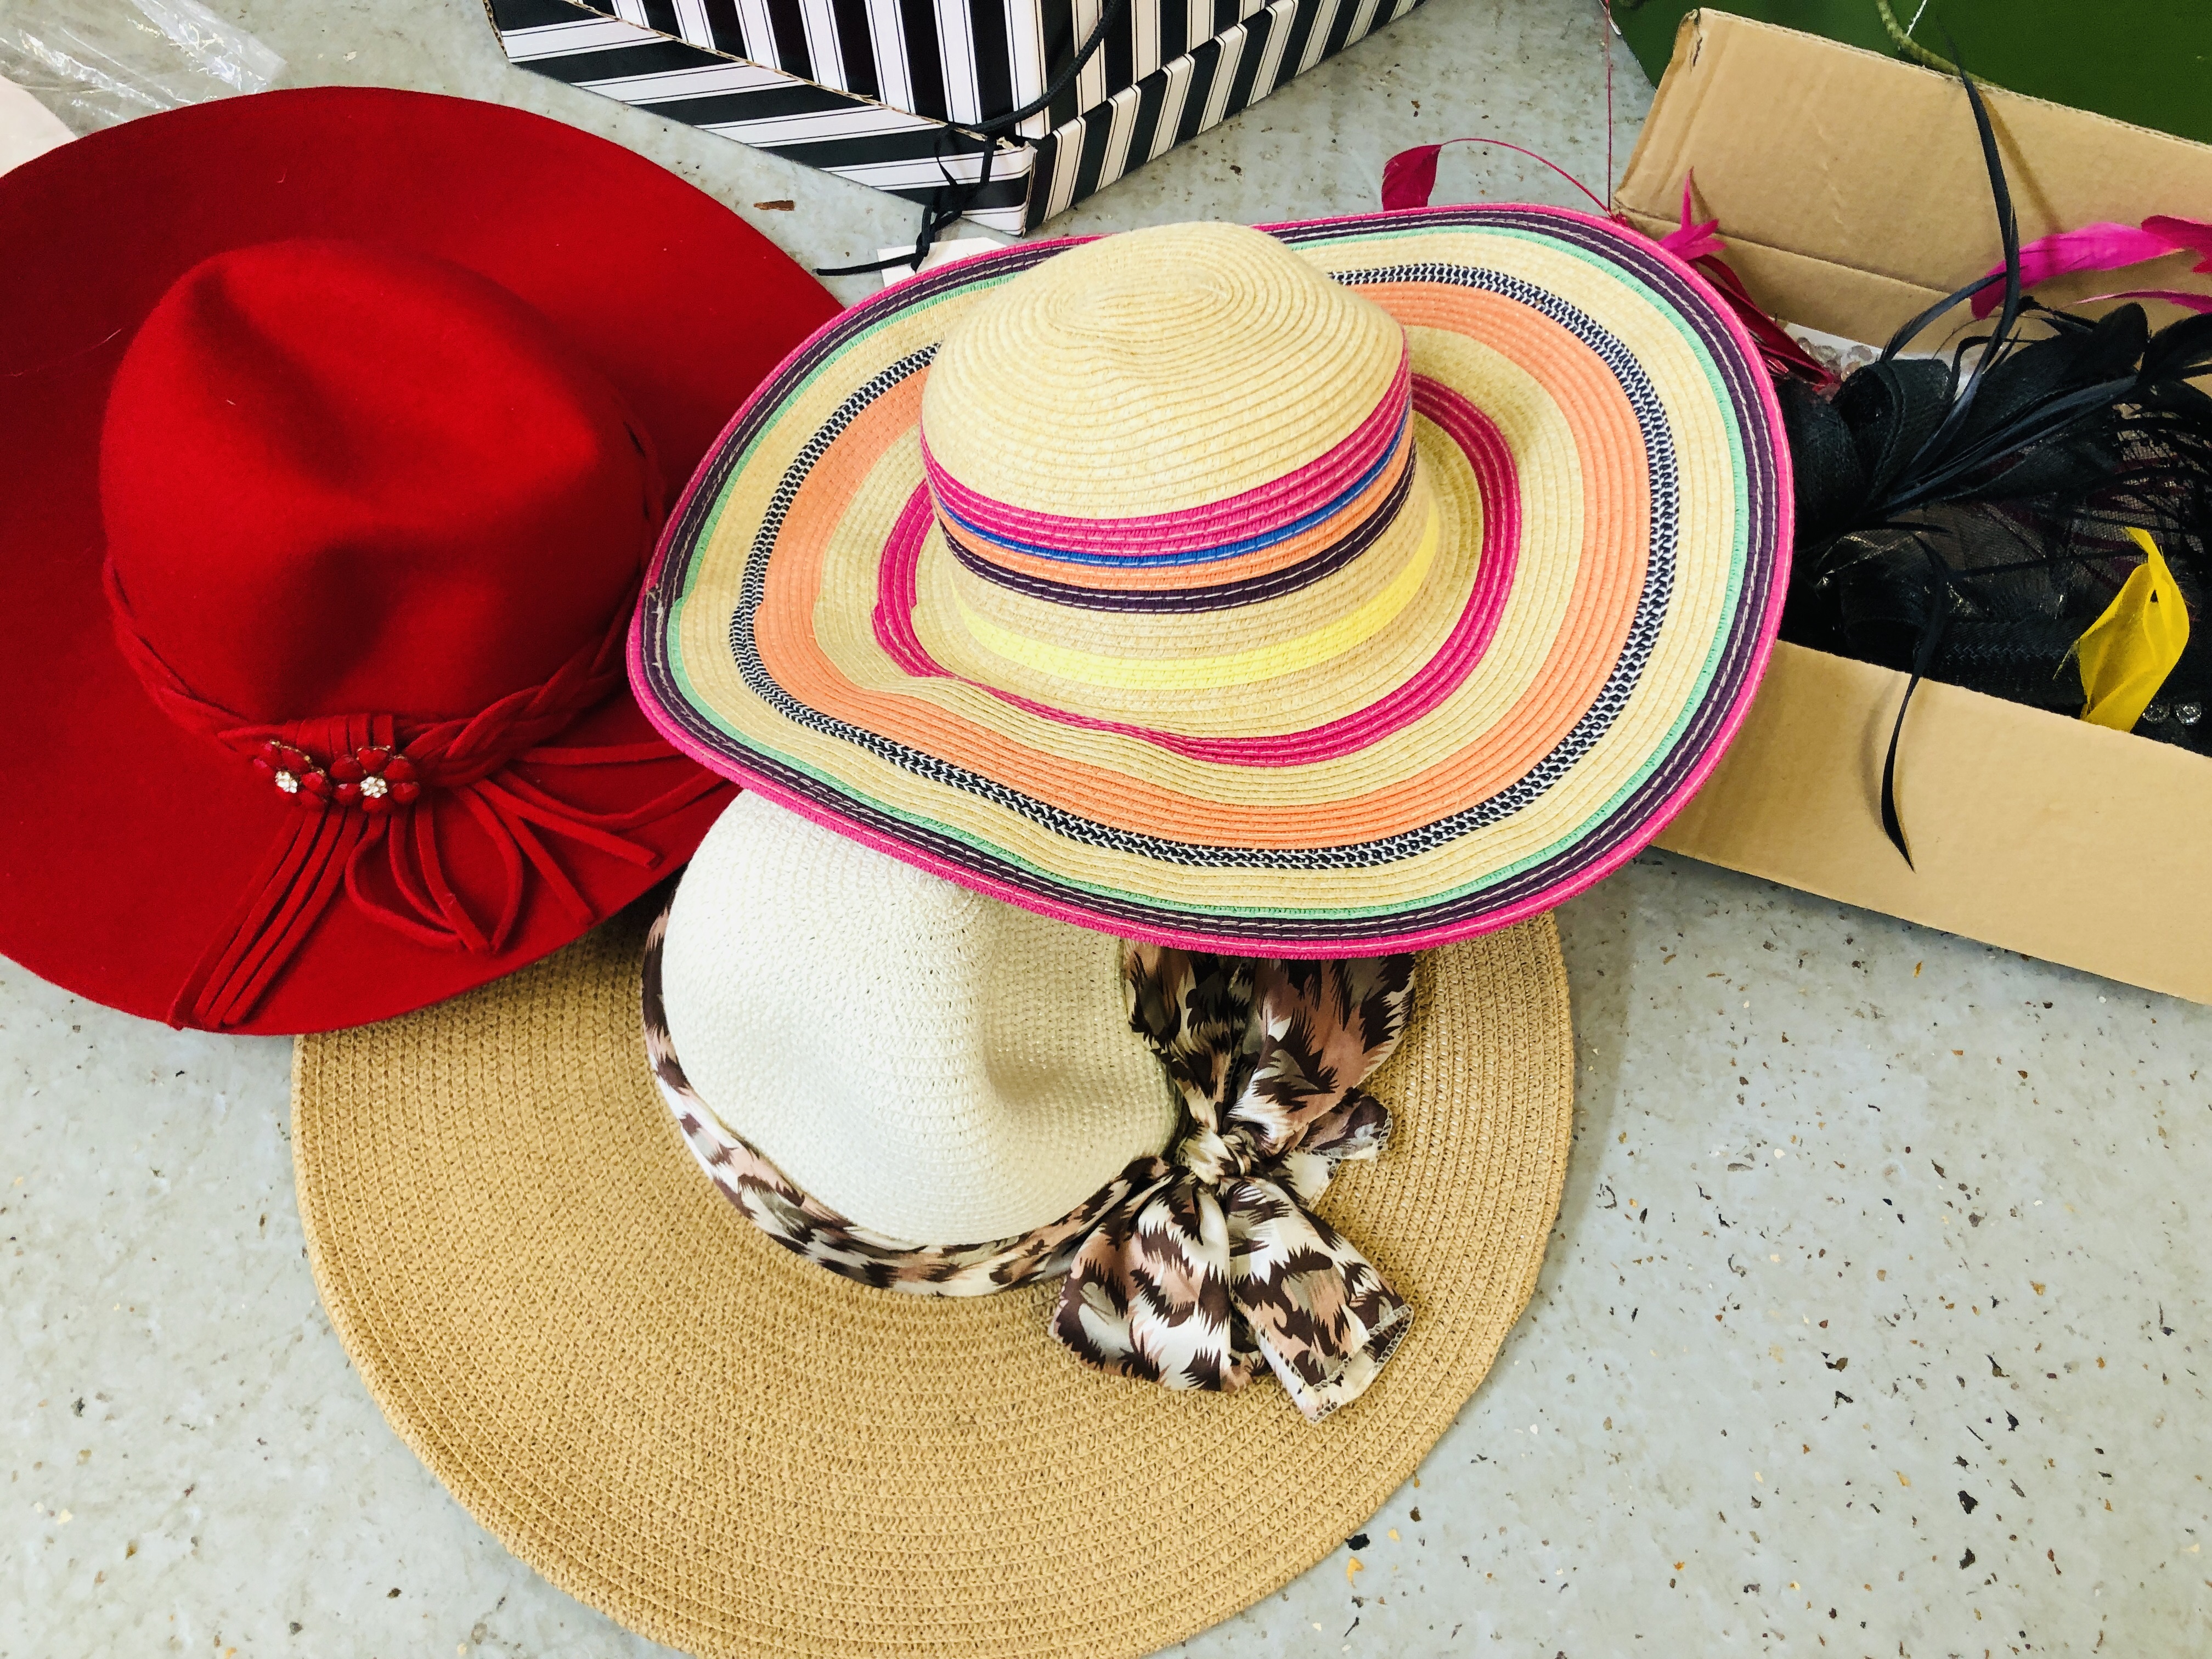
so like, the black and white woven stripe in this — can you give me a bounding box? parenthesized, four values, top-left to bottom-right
(487, 0, 1426, 231)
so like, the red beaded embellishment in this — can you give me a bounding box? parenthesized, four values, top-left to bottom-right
(252, 741, 421, 813)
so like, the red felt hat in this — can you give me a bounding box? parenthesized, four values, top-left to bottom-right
(0, 88, 840, 1034)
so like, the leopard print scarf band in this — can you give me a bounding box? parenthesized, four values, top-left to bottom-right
(640, 902, 1418, 1423)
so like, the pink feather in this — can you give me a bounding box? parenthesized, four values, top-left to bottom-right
(2141, 216, 2212, 275)
(1378, 139, 1610, 216)
(1657, 172, 1727, 263)
(1971, 219, 2210, 317)
(1380, 144, 1444, 211)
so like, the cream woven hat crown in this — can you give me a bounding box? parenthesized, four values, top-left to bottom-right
(659, 789, 1177, 1241)
(632, 208, 1792, 955)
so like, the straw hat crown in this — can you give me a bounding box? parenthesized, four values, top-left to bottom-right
(657, 792, 1180, 1243)
(921, 221, 1403, 514)
(913, 221, 1443, 718)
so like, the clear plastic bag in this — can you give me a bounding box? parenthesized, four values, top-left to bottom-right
(0, 0, 284, 134)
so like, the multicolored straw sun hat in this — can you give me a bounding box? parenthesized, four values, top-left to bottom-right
(630, 210, 1792, 953)
(293, 789, 1577, 1657)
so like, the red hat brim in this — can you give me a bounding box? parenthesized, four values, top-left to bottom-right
(0, 87, 840, 1034)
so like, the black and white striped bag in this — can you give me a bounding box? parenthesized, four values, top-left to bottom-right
(484, 0, 1426, 233)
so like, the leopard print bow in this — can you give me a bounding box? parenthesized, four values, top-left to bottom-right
(1056, 949, 1416, 1421)
(642, 902, 1417, 1423)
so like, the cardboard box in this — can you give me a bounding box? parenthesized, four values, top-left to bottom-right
(1613, 10, 2212, 1003)
(486, 0, 1426, 233)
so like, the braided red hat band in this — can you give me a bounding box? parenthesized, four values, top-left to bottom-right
(105, 558, 721, 1030)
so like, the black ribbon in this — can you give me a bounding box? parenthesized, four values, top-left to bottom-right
(816, 0, 1131, 277)
(1876, 541, 1956, 868)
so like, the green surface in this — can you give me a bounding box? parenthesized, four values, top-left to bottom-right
(1615, 2, 2212, 146)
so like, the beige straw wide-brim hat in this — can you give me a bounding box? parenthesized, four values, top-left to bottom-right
(295, 893, 1575, 1656)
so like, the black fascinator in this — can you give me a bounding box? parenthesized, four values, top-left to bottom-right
(1775, 72, 2212, 860)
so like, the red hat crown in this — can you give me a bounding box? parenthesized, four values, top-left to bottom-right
(101, 238, 662, 723)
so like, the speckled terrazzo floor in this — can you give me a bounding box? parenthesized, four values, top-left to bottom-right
(6, 3, 2210, 1655)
